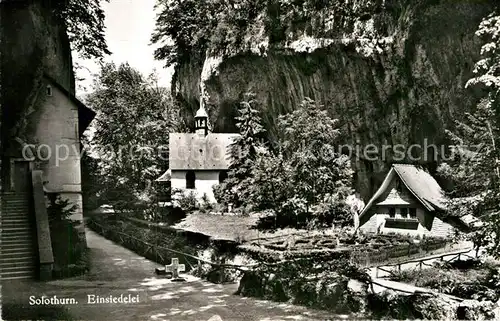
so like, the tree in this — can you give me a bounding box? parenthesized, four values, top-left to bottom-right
(250, 98, 354, 227)
(214, 93, 266, 208)
(85, 62, 179, 212)
(151, 0, 265, 66)
(151, 0, 217, 65)
(54, 0, 111, 59)
(438, 12, 500, 257)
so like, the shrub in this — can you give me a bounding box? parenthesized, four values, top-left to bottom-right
(174, 189, 198, 212)
(200, 193, 214, 212)
(46, 194, 87, 277)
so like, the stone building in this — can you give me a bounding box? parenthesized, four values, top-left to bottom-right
(1, 74, 94, 280)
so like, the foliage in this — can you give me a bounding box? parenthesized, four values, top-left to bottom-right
(152, 0, 265, 65)
(199, 193, 214, 212)
(173, 189, 199, 212)
(389, 259, 500, 302)
(438, 11, 500, 258)
(46, 194, 87, 273)
(47, 194, 78, 222)
(237, 255, 369, 314)
(53, 0, 111, 59)
(215, 93, 266, 208)
(151, 0, 365, 66)
(85, 62, 179, 213)
(81, 144, 101, 210)
(249, 98, 353, 228)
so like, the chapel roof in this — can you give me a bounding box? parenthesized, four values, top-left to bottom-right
(195, 106, 208, 118)
(168, 132, 240, 170)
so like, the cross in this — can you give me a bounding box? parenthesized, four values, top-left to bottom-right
(165, 258, 185, 279)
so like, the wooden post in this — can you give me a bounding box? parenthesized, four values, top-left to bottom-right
(376, 267, 379, 278)
(398, 264, 401, 273)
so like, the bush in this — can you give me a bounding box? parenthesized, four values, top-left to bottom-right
(174, 189, 198, 212)
(46, 194, 87, 277)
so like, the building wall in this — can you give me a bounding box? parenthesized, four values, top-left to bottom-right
(360, 206, 456, 237)
(171, 170, 222, 203)
(33, 81, 83, 222)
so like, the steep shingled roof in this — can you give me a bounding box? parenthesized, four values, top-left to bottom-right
(360, 164, 448, 219)
(359, 164, 472, 232)
(392, 164, 448, 211)
(169, 133, 239, 170)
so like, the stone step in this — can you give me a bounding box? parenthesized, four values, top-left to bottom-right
(1, 205, 30, 209)
(1, 224, 32, 230)
(1, 221, 31, 228)
(1, 246, 34, 253)
(0, 256, 34, 263)
(2, 207, 30, 212)
(1, 233, 33, 239)
(1, 212, 30, 216)
(1, 226, 32, 231)
(1, 270, 34, 280)
(2, 212, 31, 218)
(2, 200, 30, 203)
(0, 250, 35, 258)
(1, 242, 34, 249)
(1, 265, 36, 274)
(1, 231, 32, 237)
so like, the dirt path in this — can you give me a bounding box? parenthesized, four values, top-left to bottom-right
(2, 229, 348, 321)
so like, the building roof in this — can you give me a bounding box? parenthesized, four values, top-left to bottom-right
(359, 164, 472, 231)
(169, 132, 240, 170)
(360, 164, 448, 220)
(156, 169, 171, 182)
(195, 106, 208, 118)
(43, 74, 96, 135)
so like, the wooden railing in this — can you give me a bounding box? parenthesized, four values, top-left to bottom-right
(373, 247, 477, 278)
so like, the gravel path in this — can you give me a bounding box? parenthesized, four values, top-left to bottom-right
(2, 228, 348, 321)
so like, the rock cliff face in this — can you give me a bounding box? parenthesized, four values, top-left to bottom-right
(172, 0, 495, 199)
(1, 0, 74, 153)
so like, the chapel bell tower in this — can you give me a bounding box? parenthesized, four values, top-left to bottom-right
(195, 104, 209, 137)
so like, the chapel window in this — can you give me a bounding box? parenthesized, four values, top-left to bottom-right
(389, 208, 396, 218)
(409, 208, 417, 219)
(219, 170, 228, 184)
(400, 208, 408, 218)
(186, 171, 195, 189)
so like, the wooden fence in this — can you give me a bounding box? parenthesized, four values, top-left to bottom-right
(374, 247, 477, 278)
(351, 239, 457, 267)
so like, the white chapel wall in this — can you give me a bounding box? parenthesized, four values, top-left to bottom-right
(171, 170, 221, 203)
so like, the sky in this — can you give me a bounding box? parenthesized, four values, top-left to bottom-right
(74, 0, 174, 96)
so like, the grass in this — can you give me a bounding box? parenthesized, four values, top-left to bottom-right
(172, 211, 322, 242)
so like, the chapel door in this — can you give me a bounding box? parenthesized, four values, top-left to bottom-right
(12, 161, 31, 193)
